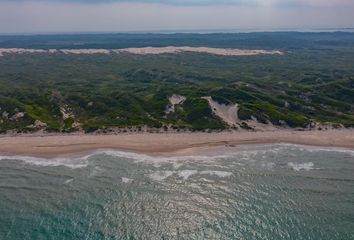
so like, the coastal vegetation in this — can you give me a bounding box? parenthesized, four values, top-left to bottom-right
(1, 32, 354, 133)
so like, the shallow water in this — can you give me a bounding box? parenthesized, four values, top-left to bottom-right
(0, 144, 353, 239)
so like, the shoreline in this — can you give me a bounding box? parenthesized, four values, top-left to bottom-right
(1, 129, 354, 158)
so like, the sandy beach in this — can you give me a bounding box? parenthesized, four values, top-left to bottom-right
(0, 129, 353, 158)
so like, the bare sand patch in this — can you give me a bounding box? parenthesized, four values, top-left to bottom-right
(169, 95, 186, 105)
(165, 95, 186, 114)
(0, 47, 283, 57)
(115, 46, 283, 56)
(202, 97, 281, 131)
(60, 49, 111, 55)
(203, 97, 239, 126)
(0, 48, 48, 56)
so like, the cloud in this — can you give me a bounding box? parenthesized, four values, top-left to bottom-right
(1, 0, 354, 7)
(0, 1, 353, 33)
(276, 0, 354, 7)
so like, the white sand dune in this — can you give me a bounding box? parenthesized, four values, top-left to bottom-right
(115, 46, 283, 56)
(0, 48, 47, 56)
(202, 96, 279, 131)
(0, 47, 283, 57)
(203, 97, 239, 126)
(60, 49, 111, 55)
(165, 95, 186, 114)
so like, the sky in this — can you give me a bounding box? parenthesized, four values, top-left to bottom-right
(0, 0, 353, 34)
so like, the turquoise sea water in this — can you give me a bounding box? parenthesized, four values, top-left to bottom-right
(0, 144, 353, 240)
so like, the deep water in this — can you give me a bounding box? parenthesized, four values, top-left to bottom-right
(0, 144, 353, 240)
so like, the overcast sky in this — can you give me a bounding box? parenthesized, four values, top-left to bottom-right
(0, 0, 353, 33)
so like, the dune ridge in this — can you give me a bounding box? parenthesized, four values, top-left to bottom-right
(0, 47, 283, 57)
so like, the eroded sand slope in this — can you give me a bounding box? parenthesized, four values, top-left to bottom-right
(203, 97, 239, 126)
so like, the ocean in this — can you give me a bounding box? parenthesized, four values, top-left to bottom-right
(0, 144, 353, 239)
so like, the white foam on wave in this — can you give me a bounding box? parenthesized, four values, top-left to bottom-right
(262, 162, 276, 170)
(272, 143, 354, 156)
(199, 170, 233, 177)
(0, 149, 231, 169)
(149, 169, 232, 181)
(149, 171, 174, 181)
(0, 155, 90, 169)
(64, 179, 74, 184)
(1, 143, 352, 169)
(121, 177, 134, 183)
(177, 170, 198, 180)
(227, 143, 354, 166)
(96, 150, 235, 165)
(172, 162, 184, 169)
(288, 162, 314, 171)
(89, 166, 104, 177)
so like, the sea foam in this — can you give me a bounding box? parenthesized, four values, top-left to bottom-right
(121, 177, 134, 183)
(1, 143, 353, 169)
(149, 171, 174, 181)
(148, 169, 232, 181)
(0, 155, 90, 169)
(177, 170, 198, 180)
(199, 171, 233, 177)
(64, 179, 74, 184)
(288, 162, 315, 171)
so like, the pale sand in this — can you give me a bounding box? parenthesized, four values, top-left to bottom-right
(203, 96, 239, 126)
(165, 94, 186, 114)
(115, 46, 283, 56)
(0, 47, 283, 57)
(60, 49, 111, 55)
(0, 130, 353, 158)
(0, 48, 48, 56)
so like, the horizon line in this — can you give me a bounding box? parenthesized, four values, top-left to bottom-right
(1, 27, 354, 36)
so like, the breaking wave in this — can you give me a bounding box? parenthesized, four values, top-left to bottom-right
(0, 143, 353, 169)
(288, 162, 315, 171)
